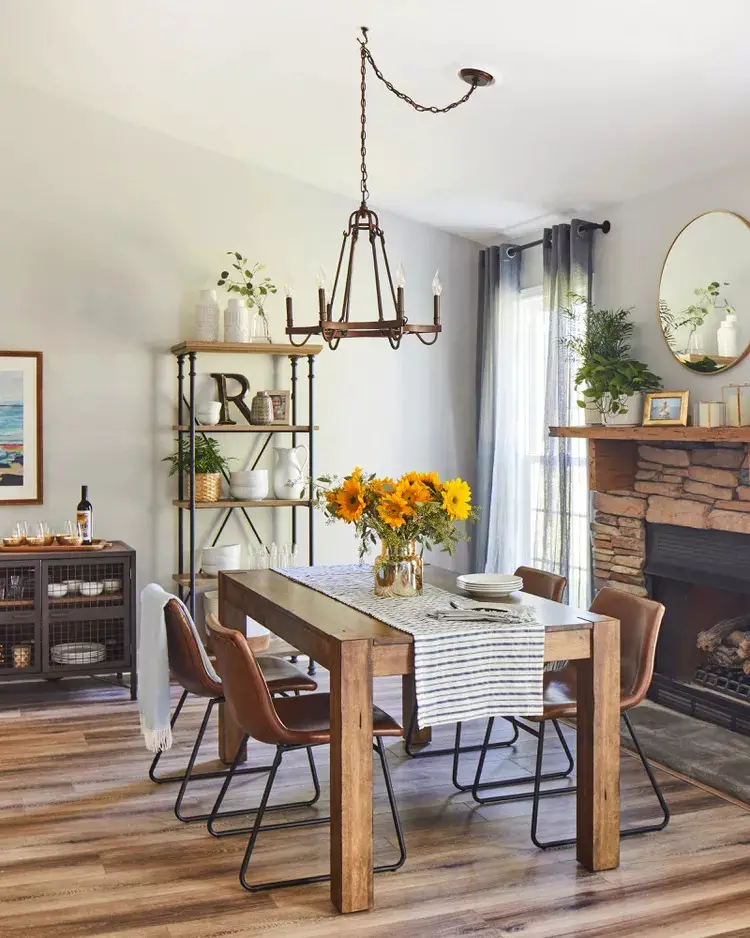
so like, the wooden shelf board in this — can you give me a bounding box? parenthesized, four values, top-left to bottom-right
(48, 593, 123, 606)
(171, 341, 323, 357)
(172, 498, 311, 509)
(172, 574, 216, 589)
(172, 424, 318, 433)
(549, 425, 750, 442)
(0, 599, 33, 609)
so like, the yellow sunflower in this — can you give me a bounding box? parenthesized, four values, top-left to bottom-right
(324, 488, 339, 510)
(419, 471, 442, 490)
(396, 478, 431, 507)
(377, 492, 412, 529)
(369, 476, 395, 498)
(336, 478, 365, 523)
(442, 478, 471, 521)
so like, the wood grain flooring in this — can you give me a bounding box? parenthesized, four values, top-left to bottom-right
(1, 671, 749, 938)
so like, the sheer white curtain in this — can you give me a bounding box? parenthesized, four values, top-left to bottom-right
(483, 287, 590, 606)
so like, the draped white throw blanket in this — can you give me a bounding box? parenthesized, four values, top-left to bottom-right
(138, 584, 220, 753)
(273, 565, 544, 728)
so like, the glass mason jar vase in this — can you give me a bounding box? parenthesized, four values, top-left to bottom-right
(373, 541, 423, 598)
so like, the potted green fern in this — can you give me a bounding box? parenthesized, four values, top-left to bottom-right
(163, 437, 231, 502)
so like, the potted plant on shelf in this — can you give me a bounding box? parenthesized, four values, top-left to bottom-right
(218, 252, 277, 343)
(561, 295, 662, 425)
(163, 436, 231, 502)
(313, 468, 477, 598)
(576, 356, 662, 426)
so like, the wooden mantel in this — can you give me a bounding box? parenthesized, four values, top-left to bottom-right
(549, 425, 750, 492)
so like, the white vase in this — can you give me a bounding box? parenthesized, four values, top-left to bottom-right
(224, 298, 249, 343)
(195, 289, 221, 341)
(273, 445, 309, 500)
(601, 392, 644, 426)
(583, 400, 602, 425)
(717, 313, 739, 359)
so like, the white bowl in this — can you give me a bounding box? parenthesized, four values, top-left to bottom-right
(47, 583, 68, 598)
(79, 581, 104, 597)
(63, 579, 82, 593)
(196, 401, 222, 425)
(202, 544, 241, 560)
(201, 558, 240, 577)
(230, 486, 268, 501)
(103, 579, 122, 593)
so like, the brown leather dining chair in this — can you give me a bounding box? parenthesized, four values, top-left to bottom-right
(206, 613, 407, 893)
(404, 565, 568, 794)
(472, 586, 670, 844)
(148, 597, 318, 824)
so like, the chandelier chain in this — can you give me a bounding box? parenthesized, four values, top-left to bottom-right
(357, 27, 478, 205)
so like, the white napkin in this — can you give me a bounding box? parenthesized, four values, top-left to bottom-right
(428, 603, 538, 624)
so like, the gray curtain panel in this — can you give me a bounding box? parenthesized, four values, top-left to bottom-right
(474, 245, 521, 571)
(537, 220, 594, 598)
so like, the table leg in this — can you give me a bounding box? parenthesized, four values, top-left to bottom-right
(217, 592, 248, 766)
(576, 617, 620, 871)
(330, 639, 374, 913)
(402, 674, 432, 745)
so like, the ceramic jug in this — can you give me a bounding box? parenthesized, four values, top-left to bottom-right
(273, 445, 308, 500)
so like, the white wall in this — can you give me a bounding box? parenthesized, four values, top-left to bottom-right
(0, 80, 479, 595)
(595, 159, 750, 414)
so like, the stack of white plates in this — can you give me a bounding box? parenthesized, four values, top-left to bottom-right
(51, 642, 106, 665)
(456, 573, 523, 598)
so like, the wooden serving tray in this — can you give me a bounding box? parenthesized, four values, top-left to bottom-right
(0, 539, 112, 554)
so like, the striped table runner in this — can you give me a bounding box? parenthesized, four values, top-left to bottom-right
(273, 565, 544, 728)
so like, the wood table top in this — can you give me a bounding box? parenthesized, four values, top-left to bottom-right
(220, 564, 608, 647)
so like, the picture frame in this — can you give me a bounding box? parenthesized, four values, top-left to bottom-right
(642, 390, 689, 427)
(267, 390, 291, 425)
(0, 352, 43, 505)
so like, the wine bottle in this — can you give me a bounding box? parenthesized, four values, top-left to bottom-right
(77, 485, 93, 545)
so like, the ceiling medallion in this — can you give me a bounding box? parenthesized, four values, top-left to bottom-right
(285, 26, 493, 350)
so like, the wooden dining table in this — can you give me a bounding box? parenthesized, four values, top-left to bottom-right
(218, 565, 621, 914)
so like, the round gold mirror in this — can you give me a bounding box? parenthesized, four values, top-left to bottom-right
(658, 210, 750, 373)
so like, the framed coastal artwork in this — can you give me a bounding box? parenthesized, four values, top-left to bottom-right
(0, 352, 43, 505)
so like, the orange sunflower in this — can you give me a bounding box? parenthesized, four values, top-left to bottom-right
(377, 492, 412, 529)
(441, 478, 471, 521)
(336, 477, 365, 523)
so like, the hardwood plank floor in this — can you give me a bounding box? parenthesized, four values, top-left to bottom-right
(1, 671, 749, 937)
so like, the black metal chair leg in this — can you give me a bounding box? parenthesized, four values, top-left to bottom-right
(530, 713, 670, 850)
(148, 689, 189, 783)
(173, 697, 218, 822)
(374, 738, 407, 872)
(405, 704, 519, 764)
(238, 738, 407, 892)
(150, 689, 272, 789)
(208, 740, 322, 838)
(620, 712, 670, 836)
(469, 717, 575, 806)
(452, 717, 521, 792)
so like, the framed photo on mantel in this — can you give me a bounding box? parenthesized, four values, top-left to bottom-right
(643, 389, 689, 427)
(0, 352, 43, 505)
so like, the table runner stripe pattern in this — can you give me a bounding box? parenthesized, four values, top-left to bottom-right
(273, 565, 544, 728)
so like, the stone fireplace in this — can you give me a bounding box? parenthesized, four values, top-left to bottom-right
(592, 441, 750, 735)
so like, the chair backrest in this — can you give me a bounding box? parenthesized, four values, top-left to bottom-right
(589, 587, 665, 708)
(206, 613, 290, 745)
(164, 599, 222, 698)
(514, 566, 567, 603)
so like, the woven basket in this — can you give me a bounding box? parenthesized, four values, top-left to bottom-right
(186, 473, 222, 502)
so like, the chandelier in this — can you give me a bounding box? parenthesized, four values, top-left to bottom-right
(285, 27, 494, 350)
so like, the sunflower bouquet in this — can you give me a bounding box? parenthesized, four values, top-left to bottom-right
(314, 468, 477, 596)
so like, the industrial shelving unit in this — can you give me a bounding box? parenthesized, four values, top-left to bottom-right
(170, 341, 322, 622)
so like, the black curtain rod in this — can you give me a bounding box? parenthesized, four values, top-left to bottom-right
(506, 219, 610, 258)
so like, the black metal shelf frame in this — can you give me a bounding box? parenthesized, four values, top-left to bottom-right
(174, 352, 316, 621)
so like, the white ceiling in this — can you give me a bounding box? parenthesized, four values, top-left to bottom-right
(2, 0, 750, 242)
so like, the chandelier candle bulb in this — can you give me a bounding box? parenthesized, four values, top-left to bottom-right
(432, 269, 442, 325)
(396, 264, 405, 313)
(284, 284, 293, 330)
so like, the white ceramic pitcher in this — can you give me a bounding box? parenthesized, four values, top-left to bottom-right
(273, 445, 309, 499)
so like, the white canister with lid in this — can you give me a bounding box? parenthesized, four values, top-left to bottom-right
(717, 312, 739, 359)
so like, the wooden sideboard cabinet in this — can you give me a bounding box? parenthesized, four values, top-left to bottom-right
(0, 541, 136, 699)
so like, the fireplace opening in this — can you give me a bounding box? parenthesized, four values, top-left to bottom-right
(646, 523, 750, 735)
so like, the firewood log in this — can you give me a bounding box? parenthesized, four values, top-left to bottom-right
(744, 659, 750, 677)
(737, 635, 750, 660)
(696, 615, 750, 652)
(710, 644, 743, 668)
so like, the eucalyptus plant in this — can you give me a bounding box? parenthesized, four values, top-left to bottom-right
(217, 252, 277, 320)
